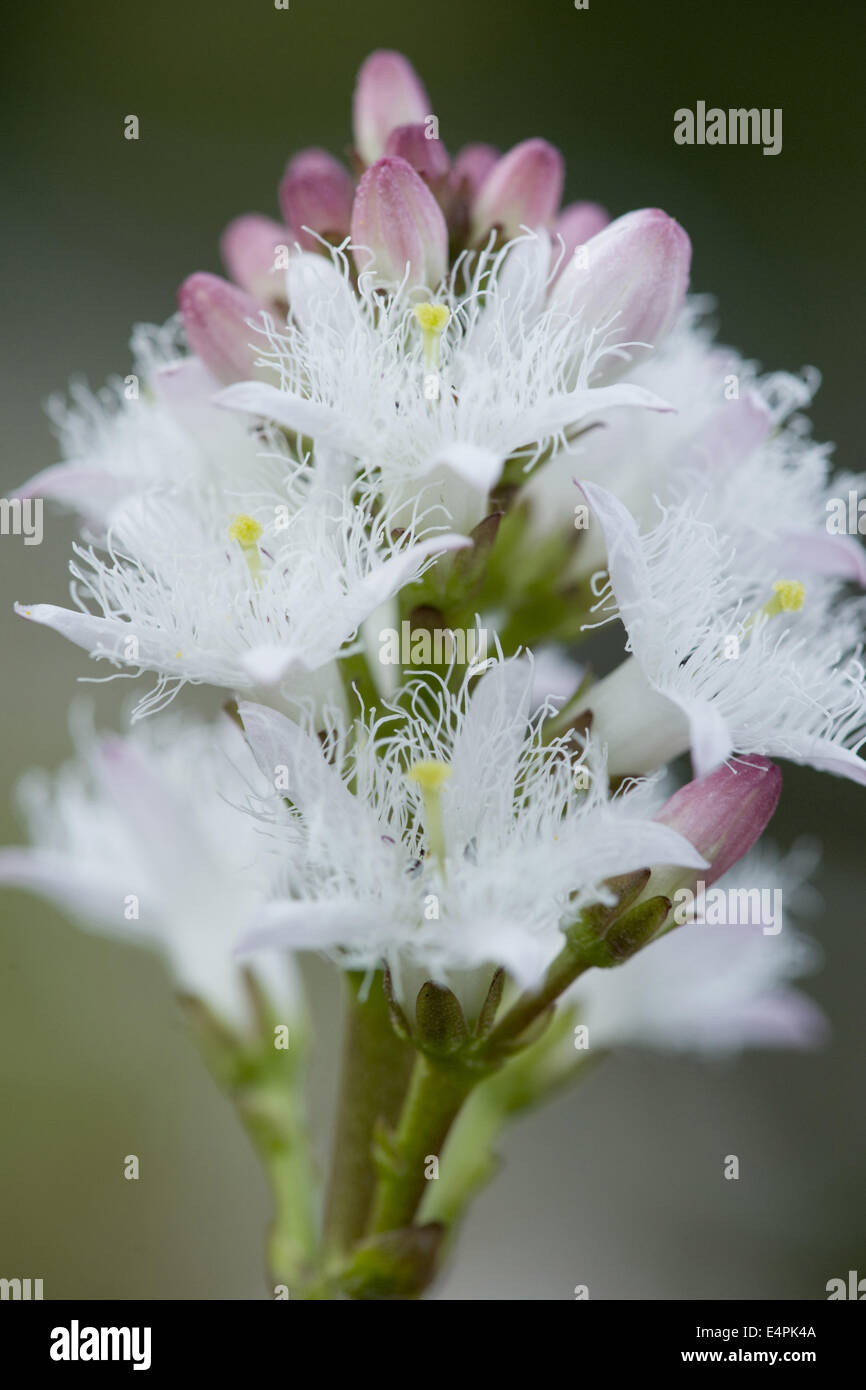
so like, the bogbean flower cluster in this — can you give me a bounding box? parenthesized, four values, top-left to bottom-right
(4, 50, 864, 1299)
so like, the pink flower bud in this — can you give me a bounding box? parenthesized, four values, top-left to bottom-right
(351, 155, 448, 290)
(220, 215, 290, 304)
(470, 138, 565, 240)
(385, 123, 450, 196)
(178, 273, 265, 385)
(655, 758, 781, 888)
(353, 50, 431, 165)
(279, 148, 354, 253)
(551, 201, 610, 276)
(451, 143, 499, 201)
(551, 207, 691, 377)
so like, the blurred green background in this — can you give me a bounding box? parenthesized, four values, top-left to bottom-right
(1, 0, 863, 1299)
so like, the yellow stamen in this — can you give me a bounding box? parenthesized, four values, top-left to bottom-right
(229, 513, 264, 582)
(408, 759, 452, 871)
(765, 579, 805, 616)
(228, 514, 263, 547)
(409, 760, 453, 792)
(744, 579, 805, 636)
(412, 301, 450, 371)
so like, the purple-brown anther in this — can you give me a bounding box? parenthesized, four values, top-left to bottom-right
(470, 137, 565, 240)
(353, 50, 431, 165)
(220, 214, 290, 304)
(178, 273, 264, 385)
(350, 156, 448, 290)
(279, 148, 354, 254)
(655, 757, 782, 888)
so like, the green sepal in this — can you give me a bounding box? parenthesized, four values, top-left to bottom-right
(447, 511, 503, 605)
(566, 868, 652, 948)
(474, 968, 505, 1038)
(382, 966, 413, 1042)
(415, 981, 470, 1057)
(594, 894, 673, 967)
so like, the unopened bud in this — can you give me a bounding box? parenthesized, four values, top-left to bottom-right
(353, 50, 430, 165)
(351, 156, 448, 290)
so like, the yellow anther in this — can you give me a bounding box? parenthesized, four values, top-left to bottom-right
(229, 514, 264, 584)
(768, 579, 805, 615)
(744, 579, 805, 638)
(408, 759, 453, 792)
(412, 301, 450, 371)
(408, 759, 452, 871)
(228, 514, 263, 547)
(413, 303, 450, 334)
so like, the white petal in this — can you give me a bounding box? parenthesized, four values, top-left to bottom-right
(422, 443, 505, 496)
(776, 529, 866, 588)
(520, 382, 673, 440)
(237, 701, 358, 819)
(286, 253, 358, 337)
(352, 532, 471, 612)
(94, 737, 215, 897)
(767, 734, 866, 785)
(216, 380, 359, 449)
(574, 820, 709, 880)
(14, 464, 131, 510)
(449, 659, 534, 825)
(240, 645, 301, 687)
(579, 481, 647, 618)
(237, 898, 382, 954)
(15, 602, 130, 658)
(588, 659, 691, 776)
(0, 847, 131, 931)
(680, 696, 736, 778)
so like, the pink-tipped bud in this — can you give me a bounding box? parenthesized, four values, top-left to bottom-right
(385, 123, 450, 196)
(350, 155, 448, 290)
(451, 143, 500, 201)
(220, 214, 290, 304)
(353, 50, 431, 165)
(178, 273, 264, 385)
(551, 201, 610, 277)
(279, 148, 354, 253)
(551, 207, 691, 376)
(470, 137, 565, 240)
(655, 758, 782, 888)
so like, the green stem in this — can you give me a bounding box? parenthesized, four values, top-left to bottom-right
(236, 1075, 318, 1291)
(179, 990, 319, 1294)
(323, 972, 414, 1253)
(367, 1053, 478, 1234)
(422, 1013, 601, 1230)
(484, 941, 591, 1053)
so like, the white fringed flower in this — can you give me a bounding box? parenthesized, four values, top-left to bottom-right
(216, 235, 672, 533)
(569, 843, 827, 1054)
(582, 483, 866, 783)
(234, 658, 707, 1013)
(0, 711, 299, 1027)
(16, 321, 273, 534)
(521, 304, 866, 588)
(15, 472, 468, 717)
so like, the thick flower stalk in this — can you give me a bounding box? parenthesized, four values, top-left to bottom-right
(3, 48, 864, 1300)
